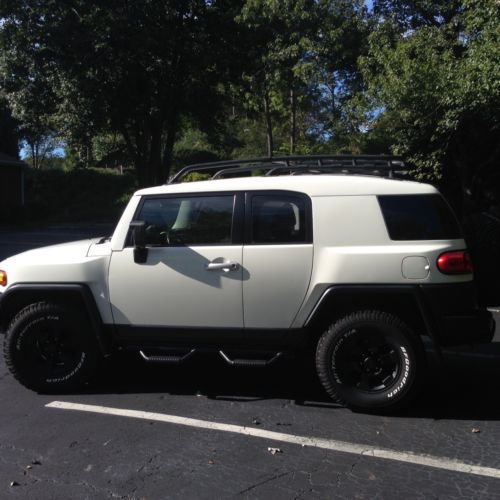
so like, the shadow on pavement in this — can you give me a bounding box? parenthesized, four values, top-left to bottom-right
(77, 344, 500, 420)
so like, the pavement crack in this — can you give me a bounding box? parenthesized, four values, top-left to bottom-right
(336, 453, 361, 488)
(76, 479, 125, 499)
(237, 471, 291, 495)
(136, 453, 159, 474)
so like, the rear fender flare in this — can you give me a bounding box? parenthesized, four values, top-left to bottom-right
(304, 285, 440, 356)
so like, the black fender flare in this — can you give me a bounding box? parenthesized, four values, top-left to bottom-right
(0, 283, 114, 355)
(303, 284, 442, 359)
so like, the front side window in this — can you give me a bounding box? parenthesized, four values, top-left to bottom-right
(251, 194, 308, 244)
(137, 195, 234, 246)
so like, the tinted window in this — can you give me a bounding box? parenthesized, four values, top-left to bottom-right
(378, 194, 461, 240)
(138, 195, 234, 245)
(251, 195, 307, 244)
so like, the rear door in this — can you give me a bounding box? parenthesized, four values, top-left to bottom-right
(242, 191, 313, 328)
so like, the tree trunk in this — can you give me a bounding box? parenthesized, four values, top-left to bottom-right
(121, 124, 151, 187)
(263, 91, 273, 157)
(162, 104, 180, 184)
(290, 87, 296, 155)
(30, 144, 37, 169)
(148, 117, 163, 185)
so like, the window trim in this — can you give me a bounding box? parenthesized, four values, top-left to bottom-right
(244, 190, 313, 245)
(129, 191, 244, 247)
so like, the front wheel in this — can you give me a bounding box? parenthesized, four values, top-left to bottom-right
(315, 310, 425, 412)
(3, 302, 99, 393)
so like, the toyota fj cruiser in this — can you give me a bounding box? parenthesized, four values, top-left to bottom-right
(0, 156, 494, 411)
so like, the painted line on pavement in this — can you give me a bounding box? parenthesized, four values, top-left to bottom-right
(46, 401, 500, 480)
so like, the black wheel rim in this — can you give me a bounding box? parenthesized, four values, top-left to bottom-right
(332, 328, 402, 393)
(21, 315, 84, 380)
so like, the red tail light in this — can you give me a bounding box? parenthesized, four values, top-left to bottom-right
(437, 251, 473, 275)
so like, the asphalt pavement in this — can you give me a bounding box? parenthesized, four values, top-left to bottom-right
(1, 226, 500, 499)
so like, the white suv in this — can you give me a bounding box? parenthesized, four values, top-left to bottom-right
(0, 156, 494, 411)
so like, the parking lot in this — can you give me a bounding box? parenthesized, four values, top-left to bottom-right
(1, 226, 500, 499)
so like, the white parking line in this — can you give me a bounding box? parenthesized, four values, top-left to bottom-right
(46, 401, 500, 480)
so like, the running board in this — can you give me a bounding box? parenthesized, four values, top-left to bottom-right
(219, 350, 283, 367)
(139, 348, 196, 364)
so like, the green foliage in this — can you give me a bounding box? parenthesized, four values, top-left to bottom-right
(92, 133, 134, 171)
(23, 154, 65, 171)
(183, 172, 212, 183)
(229, 0, 370, 157)
(0, 0, 497, 217)
(361, 0, 500, 200)
(0, 0, 244, 185)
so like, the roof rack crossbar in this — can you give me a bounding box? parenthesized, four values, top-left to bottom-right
(168, 155, 406, 184)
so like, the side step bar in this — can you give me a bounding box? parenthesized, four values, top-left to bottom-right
(138, 347, 284, 367)
(219, 350, 283, 367)
(139, 348, 196, 364)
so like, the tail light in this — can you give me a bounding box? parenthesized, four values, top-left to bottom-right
(437, 251, 473, 275)
(0, 270, 6, 286)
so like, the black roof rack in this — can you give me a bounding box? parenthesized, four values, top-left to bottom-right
(168, 155, 408, 184)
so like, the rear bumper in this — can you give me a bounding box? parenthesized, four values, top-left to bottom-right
(420, 283, 495, 345)
(438, 309, 495, 345)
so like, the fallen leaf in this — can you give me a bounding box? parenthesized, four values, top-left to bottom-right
(268, 447, 282, 455)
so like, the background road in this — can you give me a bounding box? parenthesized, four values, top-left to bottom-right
(1, 227, 500, 499)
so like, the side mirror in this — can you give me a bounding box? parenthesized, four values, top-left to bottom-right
(129, 220, 148, 263)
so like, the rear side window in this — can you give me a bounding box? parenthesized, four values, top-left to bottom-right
(378, 194, 462, 240)
(250, 194, 308, 244)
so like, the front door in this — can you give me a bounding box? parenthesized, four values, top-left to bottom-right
(108, 193, 243, 328)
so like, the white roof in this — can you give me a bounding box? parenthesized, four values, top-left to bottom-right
(135, 174, 437, 198)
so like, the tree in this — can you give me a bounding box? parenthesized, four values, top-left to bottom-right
(0, 9, 59, 168)
(0, 0, 244, 185)
(362, 0, 500, 211)
(237, 0, 315, 156)
(234, 0, 369, 157)
(0, 96, 19, 158)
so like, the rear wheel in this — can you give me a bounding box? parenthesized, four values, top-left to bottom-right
(315, 310, 424, 412)
(3, 302, 99, 393)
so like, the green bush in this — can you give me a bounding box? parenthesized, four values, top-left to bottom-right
(21, 168, 137, 224)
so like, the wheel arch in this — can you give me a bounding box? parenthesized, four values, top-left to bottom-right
(0, 284, 114, 355)
(304, 285, 437, 350)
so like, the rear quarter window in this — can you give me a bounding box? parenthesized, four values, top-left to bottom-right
(378, 194, 462, 240)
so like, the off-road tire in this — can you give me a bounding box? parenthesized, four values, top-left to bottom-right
(315, 310, 425, 412)
(3, 302, 99, 393)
